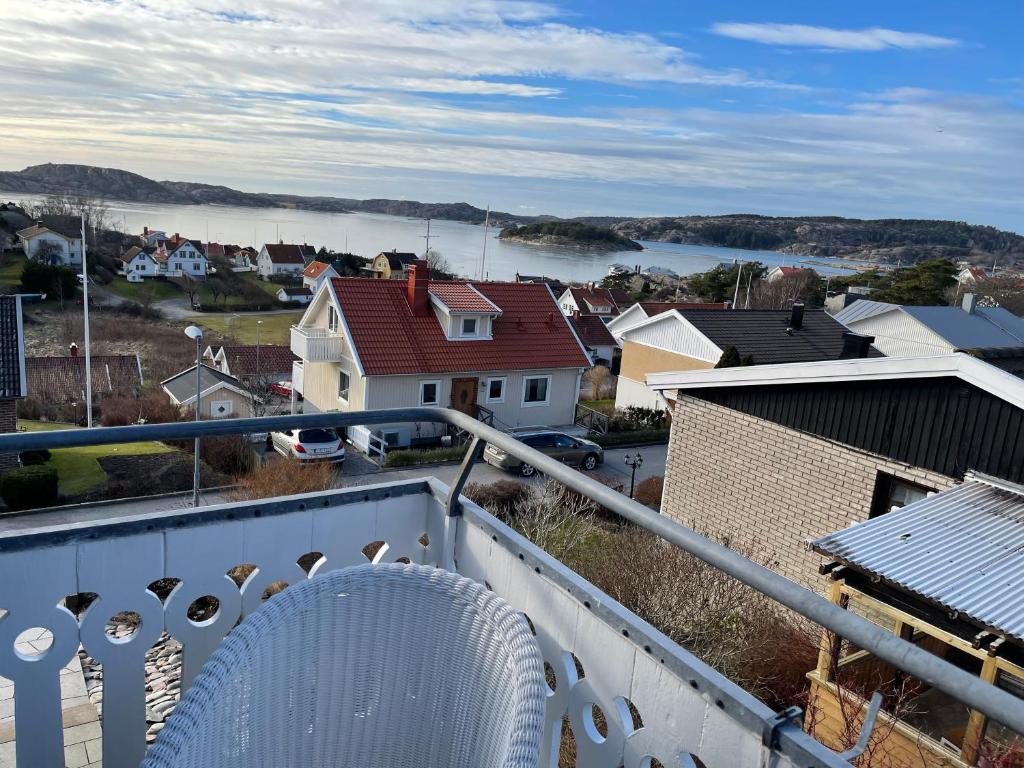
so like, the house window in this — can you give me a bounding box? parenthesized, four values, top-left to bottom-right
(522, 375, 551, 407)
(485, 377, 506, 404)
(328, 305, 339, 333)
(420, 380, 441, 406)
(461, 317, 478, 336)
(338, 370, 350, 402)
(869, 473, 935, 518)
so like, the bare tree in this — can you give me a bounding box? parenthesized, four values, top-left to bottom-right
(170, 273, 201, 309)
(425, 249, 456, 279)
(584, 365, 614, 399)
(747, 271, 822, 309)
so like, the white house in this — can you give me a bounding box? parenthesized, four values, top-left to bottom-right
(258, 243, 316, 279)
(138, 227, 168, 247)
(120, 246, 160, 282)
(16, 223, 83, 266)
(956, 266, 989, 285)
(161, 364, 254, 419)
(290, 260, 591, 452)
(157, 236, 207, 278)
(556, 286, 620, 318)
(766, 265, 814, 283)
(834, 295, 1024, 358)
(277, 286, 313, 305)
(302, 260, 339, 292)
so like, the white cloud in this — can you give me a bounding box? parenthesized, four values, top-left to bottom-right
(710, 22, 960, 51)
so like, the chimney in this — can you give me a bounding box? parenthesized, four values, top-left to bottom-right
(407, 259, 430, 317)
(839, 332, 875, 359)
(962, 292, 977, 314)
(144, 226, 149, 236)
(174, 233, 179, 240)
(69, 342, 79, 358)
(789, 302, 805, 331)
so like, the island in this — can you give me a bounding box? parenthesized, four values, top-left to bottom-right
(498, 221, 643, 251)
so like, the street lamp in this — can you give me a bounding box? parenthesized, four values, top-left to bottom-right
(255, 319, 263, 373)
(624, 451, 643, 499)
(184, 325, 204, 507)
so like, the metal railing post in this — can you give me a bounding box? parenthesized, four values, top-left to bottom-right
(445, 437, 484, 517)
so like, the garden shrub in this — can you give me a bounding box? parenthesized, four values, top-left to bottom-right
(1, 464, 59, 510)
(383, 445, 468, 467)
(18, 449, 51, 466)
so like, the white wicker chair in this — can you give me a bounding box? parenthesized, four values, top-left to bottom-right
(142, 563, 546, 768)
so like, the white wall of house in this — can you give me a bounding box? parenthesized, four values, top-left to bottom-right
(124, 254, 159, 282)
(277, 288, 313, 304)
(614, 375, 664, 410)
(258, 247, 305, 278)
(165, 242, 207, 277)
(22, 233, 83, 266)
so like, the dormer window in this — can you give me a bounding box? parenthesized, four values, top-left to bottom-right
(461, 317, 478, 336)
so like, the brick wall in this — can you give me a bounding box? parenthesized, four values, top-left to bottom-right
(662, 395, 956, 591)
(0, 398, 17, 472)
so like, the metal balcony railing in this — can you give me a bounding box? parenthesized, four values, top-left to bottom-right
(289, 325, 343, 362)
(0, 408, 1021, 768)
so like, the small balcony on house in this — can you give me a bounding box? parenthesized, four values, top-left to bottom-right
(289, 325, 343, 363)
(0, 409, 1021, 768)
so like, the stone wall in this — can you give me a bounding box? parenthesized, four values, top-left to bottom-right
(661, 394, 956, 590)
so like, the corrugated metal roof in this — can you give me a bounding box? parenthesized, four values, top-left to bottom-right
(812, 480, 1024, 642)
(903, 306, 1024, 349)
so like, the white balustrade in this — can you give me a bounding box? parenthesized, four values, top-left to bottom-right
(0, 478, 838, 768)
(289, 326, 343, 362)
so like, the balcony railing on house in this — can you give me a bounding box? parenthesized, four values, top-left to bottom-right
(289, 325, 343, 362)
(0, 408, 1022, 768)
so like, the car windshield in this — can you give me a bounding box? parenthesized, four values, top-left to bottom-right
(297, 429, 338, 444)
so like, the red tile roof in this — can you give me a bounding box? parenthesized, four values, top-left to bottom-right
(773, 266, 811, 276)
(639, 301, 729, 314)
(329, 278, 590, 375)
(302, 260, 333, 279)
(25, 355, 142, 403)
(218, 345, 297, 377)
(428, 283, 500, 313)
(205, 242, 226, 258)
(264, 243, 315, 264)
(570, 314, 616, 347)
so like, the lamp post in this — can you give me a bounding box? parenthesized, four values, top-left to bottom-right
(184, 325, 204, 507)
(624, 451, 643, 499)
(255, 319, 262, 373)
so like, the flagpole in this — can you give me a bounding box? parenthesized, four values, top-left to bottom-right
(81, 213, 93, 428)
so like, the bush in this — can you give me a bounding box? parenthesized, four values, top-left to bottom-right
(20, 260, 78, 297)
(196, 435, 256, 476)
(100, 392, 183, 426)
(593, 429, 669, 447)
(18, 449, 51, 466)
(607, 405, 665, 432)
(1, 464, 59, 510)
(383, 445, 468, 467)
(230, 456, 337, 501)
(633, 475, 663, 509)
(462, 480, 532, 518)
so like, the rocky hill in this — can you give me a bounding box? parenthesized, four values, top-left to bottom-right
(499, 221, 642, 251)
(603, 214, 1024, 265)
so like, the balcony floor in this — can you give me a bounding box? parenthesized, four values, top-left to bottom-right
(0, 632, 101, 768)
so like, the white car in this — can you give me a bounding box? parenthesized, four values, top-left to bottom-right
(269, 427, 345, 464)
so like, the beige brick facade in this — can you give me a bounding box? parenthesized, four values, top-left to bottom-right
(662, 394, 956, 591)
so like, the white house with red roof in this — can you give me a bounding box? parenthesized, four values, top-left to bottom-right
(155, 234, 207, 278)
(766, 265, 814, 283)
(555, 286, 627, 320)
(258, 242, 316, 279)
(302, 260, 339, 291)
(290, 260, 591, 451)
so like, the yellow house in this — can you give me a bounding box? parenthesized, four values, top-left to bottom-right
(369, 250, 418, 279)
(161, 364, 254, 419)
(808, 476, 1024, 768)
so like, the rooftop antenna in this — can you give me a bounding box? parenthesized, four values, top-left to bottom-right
(479, 205, 490, 280)
(420, 218, 437, 257)
(732, 260, 744, 309)
(276, 222, 280, 243)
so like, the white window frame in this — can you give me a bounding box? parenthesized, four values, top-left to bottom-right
(209, 399, 234, 418)
(460, 316, 478, 337)
(521, 375, 552, 407)
(419, 379, 441, 406)
(338, 370, 350, 402)
(484, 376, 506, 404)
(328, 305, 340, 334)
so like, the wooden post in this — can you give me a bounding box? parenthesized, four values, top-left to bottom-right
(816, 580, 845, 682)
(961, 655, 999, 765)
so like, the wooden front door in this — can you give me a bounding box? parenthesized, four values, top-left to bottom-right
(451, 378, 478, 415)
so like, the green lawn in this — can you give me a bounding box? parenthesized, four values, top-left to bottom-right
(580, 399, 616, 415)
(104, 278, 181, 302)
(17, 420, 176, 496)
(188, 311, 303, 345)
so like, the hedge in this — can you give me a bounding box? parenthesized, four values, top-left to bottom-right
(592, 428, 670, 447)
(1, 464, 59, 511)
(383, 445, 469, 468)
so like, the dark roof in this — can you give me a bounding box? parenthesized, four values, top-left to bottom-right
(263, 243, 315, 264)
(279, 287, 313, 298)
(609, 288, 631, 310)
(639, 301, 728, 314)
(0, 296, 25, 399)
(218, 345, 297, 377)
(17, 222, 82, 241)
(25, 354, 142, 403)
(679, 308, 881, 364)
(329, 278, 590, 375)
(570, 314, 616, 347)
(377, 251, 418, 270)
(812, 479, 1024, 644)
(162, 364, 243, 404)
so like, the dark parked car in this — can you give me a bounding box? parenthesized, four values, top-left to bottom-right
(483, 428, 603, 477)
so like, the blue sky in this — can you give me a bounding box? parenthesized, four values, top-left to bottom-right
(0, 0, 1021, 230)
